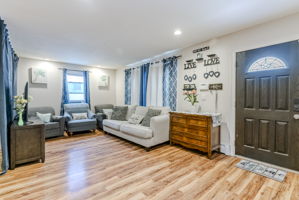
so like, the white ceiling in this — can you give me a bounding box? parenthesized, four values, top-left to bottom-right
(1, 0, 299, 68)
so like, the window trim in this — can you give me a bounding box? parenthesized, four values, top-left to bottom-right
(66, 71, 86, 103)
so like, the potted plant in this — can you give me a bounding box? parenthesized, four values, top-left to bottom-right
(14, 95, 29, 126)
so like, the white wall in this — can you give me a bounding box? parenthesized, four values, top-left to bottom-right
(115, 13, 299, 155)
(115, 68, 125, 105)
(177, 13, 299, 155)
(17, 57, 117, 114)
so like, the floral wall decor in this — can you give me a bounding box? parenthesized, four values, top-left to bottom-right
(183, 84, 199, 106)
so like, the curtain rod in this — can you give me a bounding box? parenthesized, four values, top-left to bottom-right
(58, 67, 92, 72)
(127, 55, 182, 69)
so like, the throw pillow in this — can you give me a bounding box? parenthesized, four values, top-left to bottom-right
(102, 109, 113, 119)
(111, 106, 128, 121)
(135, 106, 148, 117)
(128, 114, 144, 124)
(126, 105, 138, 120)
(36, 112, 52, 123)
(72, 112, 88, 120)
(141, 109, 161, 127)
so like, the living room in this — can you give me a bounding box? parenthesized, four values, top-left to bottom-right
(1, 0, 299, 199)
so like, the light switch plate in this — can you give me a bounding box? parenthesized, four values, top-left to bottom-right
(198, 83, 209, 91)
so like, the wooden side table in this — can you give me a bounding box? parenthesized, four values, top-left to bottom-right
(9, 121, 45, 169)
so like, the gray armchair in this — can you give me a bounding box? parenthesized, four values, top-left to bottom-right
(94, 104, 114, 130)
(28, 107, 65, 139)
(63, 103, 97, 135)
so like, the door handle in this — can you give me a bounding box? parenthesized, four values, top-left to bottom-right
(294, 114, 299, 119)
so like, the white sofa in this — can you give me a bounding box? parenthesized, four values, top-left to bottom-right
(103, 105, 170, 150)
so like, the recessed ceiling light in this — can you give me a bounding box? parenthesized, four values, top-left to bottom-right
(174, 29, 182, 36)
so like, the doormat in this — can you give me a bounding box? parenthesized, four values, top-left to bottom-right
(236, 160, 287, 182)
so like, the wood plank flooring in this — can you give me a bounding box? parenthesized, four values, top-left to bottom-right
(0, 131, 298, 200)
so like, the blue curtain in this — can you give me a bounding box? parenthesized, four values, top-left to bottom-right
(83, 71, 90, 106)
(0, 18, 19, 174)
(163, 57, 177, 111)
(139, 63, 150, 106)
(60, 69, 69, 115)
(124, 69, 132, 105)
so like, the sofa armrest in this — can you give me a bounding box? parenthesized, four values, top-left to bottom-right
(52, 115, 66, 134)
(95, 113, 107, 121)
(64, 112, 72, 122)
(150, 115, 170, 142)
(88, 110, 96, 119)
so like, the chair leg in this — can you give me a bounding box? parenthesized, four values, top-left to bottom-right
(67, 132, 72, 137)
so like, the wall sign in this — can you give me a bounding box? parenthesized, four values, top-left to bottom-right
(193, 46, 210, 53)
(184, 59, 197, 70)
(204, 57, 220, 66)
(195, 53, 204, 62)
(184, 84, 196, 91)
(204, 71, 221, 79)
(184, 74, 197, 82)
(209, 83, 223, 90)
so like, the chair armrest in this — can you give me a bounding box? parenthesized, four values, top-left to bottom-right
(52, 115, 66, 133)
(150, 115, 170, 142)
(64, 112, 72, 122)
(52, 116, 63, 122)
(88, 110, 96, 119)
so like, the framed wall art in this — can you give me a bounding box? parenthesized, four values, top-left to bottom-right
(31, 68, 47, 84)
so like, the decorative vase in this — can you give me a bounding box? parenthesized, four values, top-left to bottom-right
(18, 112, 24, 126)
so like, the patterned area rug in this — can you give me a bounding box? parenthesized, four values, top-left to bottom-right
(236, 160, 287, 182)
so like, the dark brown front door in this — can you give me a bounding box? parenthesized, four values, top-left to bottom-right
(236, 41, 299, 170)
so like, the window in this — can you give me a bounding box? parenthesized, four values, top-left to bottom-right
(66, 71, 86, 103)
(247, 57, 287, 73)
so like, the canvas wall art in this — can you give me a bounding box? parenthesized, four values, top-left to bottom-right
(99, 74, 109, 87)
(31, 68, 47, 84)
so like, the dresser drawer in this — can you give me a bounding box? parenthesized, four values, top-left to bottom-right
(171, 115, 187, 124)
(171, 125, 188, 133)
(172, 135, 207, 148)
(188, 117, 208, 128)
(187, 128, 208, 137)
(171, 131, 207, 142)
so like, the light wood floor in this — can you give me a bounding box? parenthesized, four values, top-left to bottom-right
(0, 131, 298, 200)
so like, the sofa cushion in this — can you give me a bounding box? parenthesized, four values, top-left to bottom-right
(45, 122, 60, 130)
(120, 123, 153, 139)
(135, 106, 148, 116)
(68, 119, 97, 128)
(149, 106, 170, 115)
(111, 106, 128, 121)
(103, 119, 128, 131)
(141, 109, 162, 127)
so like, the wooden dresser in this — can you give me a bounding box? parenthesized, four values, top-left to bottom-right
(169, 112, 221, 159)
